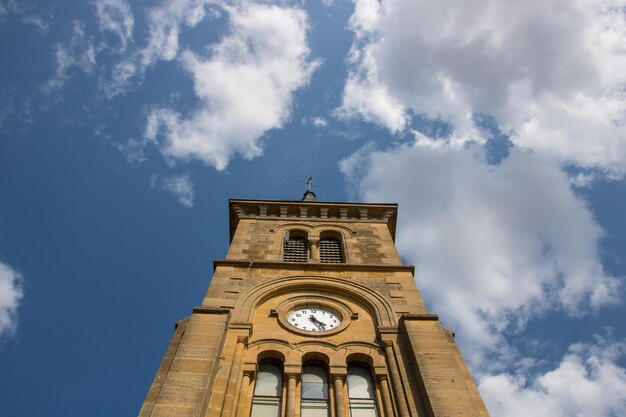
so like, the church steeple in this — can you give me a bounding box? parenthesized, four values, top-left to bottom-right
(139, 193, 490, 417)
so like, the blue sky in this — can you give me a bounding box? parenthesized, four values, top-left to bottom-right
(1, 0, 626, 416)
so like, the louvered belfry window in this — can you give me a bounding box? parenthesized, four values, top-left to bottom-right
(283, 232, 308, 262)
(319, 238, 344, 263)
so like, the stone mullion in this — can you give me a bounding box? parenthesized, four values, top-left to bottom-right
(377, 375, 396, 417)
(332, 374, 346, 417)
(286, 374, 298, 417)
(383, 342, 410, 417)
(329, 372, 336, 417)
(280, 377, 288, 417)
(309, 236, 320, 261)
(235, 370, 254, 417)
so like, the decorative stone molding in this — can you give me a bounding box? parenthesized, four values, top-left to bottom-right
(401, 313, 439, 321)
(232, 275, 399, 328)
(193, 306, 231, 315)
(213, 259, 415, 274)
(275, 295, 354, 337)
(229, 199, 398, 241)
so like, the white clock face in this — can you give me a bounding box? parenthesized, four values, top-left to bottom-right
(287, 306, 341, 332)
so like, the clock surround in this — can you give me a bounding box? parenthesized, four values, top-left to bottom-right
(276, 295, 353, 337)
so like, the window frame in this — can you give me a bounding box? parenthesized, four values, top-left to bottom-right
(301, 362, 330, 417)
(283, 230, 309, 263)
(250, 360, 284, 417)
(318, 231, 346, 264)
(347, 363, 379, 417)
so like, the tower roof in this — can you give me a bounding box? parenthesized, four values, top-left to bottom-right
(302, 190, 317, 201)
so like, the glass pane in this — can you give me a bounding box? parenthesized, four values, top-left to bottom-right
(350, 398, 378, 417)
(302, 365, 329, 399)
(254, 362, 283, 397)
(302, 383, 328, 399)
(349, 403, 378, 417)
(302, 365, 327, 383)
(348, 366, 376, 399)
(250, 402, 281, 417)
(302, 402, 330, 417)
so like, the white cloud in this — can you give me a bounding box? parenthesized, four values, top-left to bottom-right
(114, 137, 147, 164)
(145, 2, 318, 170)
(479, 336, 626, 417)
(104, 0, 219, 97)
(0, 261, 24, 338)
(341, 0, 626, 176)
(341, 137, 620, 365)
(138, 0, 215, 64)
(311, 116, 328, 128)
(42, 21, 98, 96)
(21, 14, 50, 33)
(94, 0, 134, 52)
(0, 0, 19, 19)
(161, 174, 195, 207)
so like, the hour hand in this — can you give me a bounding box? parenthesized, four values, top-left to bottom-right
(309, 315, 326, 330)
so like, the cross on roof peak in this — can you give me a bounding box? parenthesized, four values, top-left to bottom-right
(300, 177, 319, 201)
(300, 176, 320, 192)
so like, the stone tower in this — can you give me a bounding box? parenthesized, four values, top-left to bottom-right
(139, 193, 490, 417)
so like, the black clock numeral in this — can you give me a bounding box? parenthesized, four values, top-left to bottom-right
(332, 319, 337, 323)
(311, 309, 317, 313)
(301, 310, 307, 314)
(294, 323, 299, 327)
(291, 318, 296, 322)
(296, 314, 301, 317)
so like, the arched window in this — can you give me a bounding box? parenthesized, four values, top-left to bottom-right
(283, 230, 308, 262)
(347, 363, 378, 417)
(301, 363, 330, 417)
(250, 361, 283, 417)
(319, 232, 344, 263)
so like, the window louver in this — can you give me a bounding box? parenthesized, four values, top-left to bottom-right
(319, 238, 344, 263)
(283, 237, 308, 262)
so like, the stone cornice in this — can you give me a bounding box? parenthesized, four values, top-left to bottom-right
(213, 259, 415, 274)
(192, 306, 230, 315)
(401, 313, 439, 321)
(228, 199, 398, 242)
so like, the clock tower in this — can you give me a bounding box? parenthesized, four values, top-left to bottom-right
(139, 191, 490, 417)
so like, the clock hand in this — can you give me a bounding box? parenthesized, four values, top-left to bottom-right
(309, 315, 326, 330)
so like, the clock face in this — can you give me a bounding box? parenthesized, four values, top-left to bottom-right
(287, 306, 341, 332)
